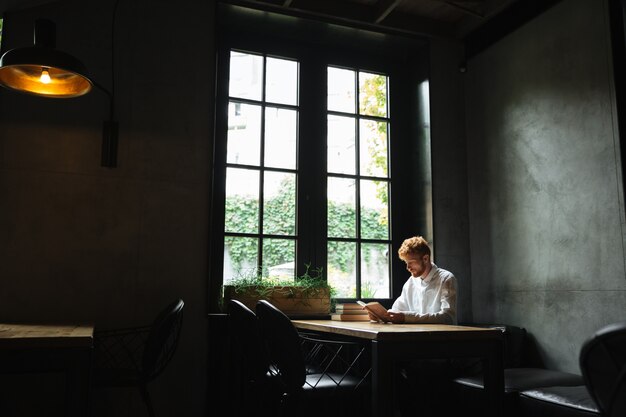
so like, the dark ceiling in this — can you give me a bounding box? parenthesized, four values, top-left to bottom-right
(0, 0, 562, 55)
(223, 0, 520, 39)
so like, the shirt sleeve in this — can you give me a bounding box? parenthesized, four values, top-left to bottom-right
(389, 280, 410, 312)
(402, 275, 457, 324)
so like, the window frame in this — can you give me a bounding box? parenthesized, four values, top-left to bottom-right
(223, 50, 300, 282)
(210, 5, 432, 312)
(326, 65, 393, 299)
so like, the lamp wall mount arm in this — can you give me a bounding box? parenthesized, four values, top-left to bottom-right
(91, 81, 117, 168)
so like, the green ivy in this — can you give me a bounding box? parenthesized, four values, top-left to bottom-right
(226, 195, 387, 276)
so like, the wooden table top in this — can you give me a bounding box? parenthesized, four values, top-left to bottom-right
(292, 320, 502, 341)
(0, 323, 94, 348)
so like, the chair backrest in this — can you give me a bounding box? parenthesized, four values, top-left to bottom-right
(580, 321, 626, 417)
(141, 299, 184, 381)
(229, 299, 271, 381)
(255, 300, 306, 391)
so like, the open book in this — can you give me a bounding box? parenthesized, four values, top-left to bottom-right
(356, 301, 390, 323)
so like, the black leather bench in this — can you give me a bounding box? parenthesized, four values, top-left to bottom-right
(519, 385, 599, 417)
(452, 324, 585, 416)
(455, 367, 584, 393)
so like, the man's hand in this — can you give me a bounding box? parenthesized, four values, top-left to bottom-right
(366, 311, 405, 323)
(366, 311, 380, 322)
(387, 312, 405, 323)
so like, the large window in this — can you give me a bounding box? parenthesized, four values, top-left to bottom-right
(326, 67, 391, 299)
(223, 51, 299, 282)
(211, 5, 431, 309)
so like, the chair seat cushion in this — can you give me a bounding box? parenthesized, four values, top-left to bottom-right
(454, 367, 584, 393)
(304, 372, 366, 391)
(519, 386, 600, 415)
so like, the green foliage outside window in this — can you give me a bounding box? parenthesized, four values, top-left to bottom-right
(225, 176, 387, 277)
(360, 74, 389, 206)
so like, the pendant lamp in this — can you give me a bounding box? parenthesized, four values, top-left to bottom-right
(0, 19, 93, 98)
(0, 18, 118, 167)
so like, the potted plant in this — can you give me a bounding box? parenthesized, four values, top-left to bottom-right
(222, 264, 334, 316)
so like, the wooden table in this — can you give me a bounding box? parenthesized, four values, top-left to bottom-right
(0, 323, 94, 417)
(292, 320, 504, 417)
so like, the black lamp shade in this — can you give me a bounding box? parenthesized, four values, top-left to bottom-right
(0, 19, 93, 98)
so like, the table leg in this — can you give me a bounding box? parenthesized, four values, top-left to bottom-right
(65, 347, 93, 417)
(482, 339, 504, 417)
(371, 340, 395, 417)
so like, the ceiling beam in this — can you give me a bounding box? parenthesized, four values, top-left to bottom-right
(423, 0, 488, 3)
(381, 9, 457, 38)
(286, 0, 372, 22)
(445, 1, 484, 18)
(374, 0, 403, 24)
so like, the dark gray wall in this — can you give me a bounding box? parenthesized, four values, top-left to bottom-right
(0, 0, 214, 415)
(429, 37, 473, 323)
(466, 0, 626, 372)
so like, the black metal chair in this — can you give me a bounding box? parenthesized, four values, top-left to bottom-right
(579, 321, 626, 417)
(228, 299, 281, 417)
(255, 299, 370, 417)
(92, 299, 184, 417)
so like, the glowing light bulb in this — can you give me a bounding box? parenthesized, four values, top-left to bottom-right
(40, 68, 51, 84)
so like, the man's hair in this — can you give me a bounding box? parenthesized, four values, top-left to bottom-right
(397, 236, 431, 260)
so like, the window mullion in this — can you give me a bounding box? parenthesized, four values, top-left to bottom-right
(296, 55, 327, 279)
(257, 55, 268, 275)
(355, 70, 362, 300)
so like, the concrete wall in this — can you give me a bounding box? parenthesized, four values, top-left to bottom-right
(0, 0, 214, 415)
(429, 38, 473, 323)
(466, 0, 626, 372)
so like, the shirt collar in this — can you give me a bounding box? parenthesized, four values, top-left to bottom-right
(421, 263, 437, 283)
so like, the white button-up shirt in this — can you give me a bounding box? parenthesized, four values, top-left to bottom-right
(389, 263, 457, 324)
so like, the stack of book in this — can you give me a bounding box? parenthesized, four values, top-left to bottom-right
(331, 303, 370, 321)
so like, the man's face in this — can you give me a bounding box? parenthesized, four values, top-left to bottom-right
(403, 254, 430, 278)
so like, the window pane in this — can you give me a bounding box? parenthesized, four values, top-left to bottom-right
(328, 177, 356, 238)
(266, 57, 298, 105)
(327, 241, 356, 298)
(225, 168, 259, 233)
(263, 171, 296, 235)
(361, 243, 390, 298)
(265, 107, 297, 169)
(229, 51, 262, 101)
(223, 236, 259, 283)
(359, 119, 388, 177)
(263, 238, 295, 280)
(359, 71, 387, 117)
(328, 67, 355, 114)
(227, 102, 262, 165)
(360, 179, 388, 239)
(327, 115, 355, 175)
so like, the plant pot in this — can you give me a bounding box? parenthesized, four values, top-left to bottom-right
(223, 285, 331, 316)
